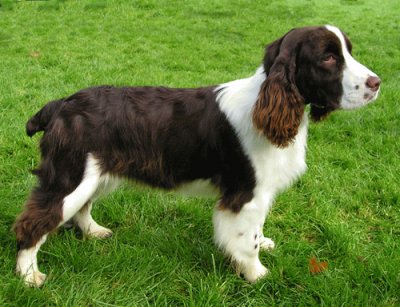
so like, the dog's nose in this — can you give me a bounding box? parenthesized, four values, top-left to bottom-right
(366, 76, 381, 91)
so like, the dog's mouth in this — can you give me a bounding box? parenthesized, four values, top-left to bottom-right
(363, 89, 380, 103)
(339, 87, 381, 110)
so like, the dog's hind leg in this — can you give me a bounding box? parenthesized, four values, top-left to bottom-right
(73, 202, 113, 239)
(72, 174, 119, 239)
(14, 153, 102, 287)
(14, 188, 64, 287)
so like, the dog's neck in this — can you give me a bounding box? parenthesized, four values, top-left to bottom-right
(216, 65, 267, 131)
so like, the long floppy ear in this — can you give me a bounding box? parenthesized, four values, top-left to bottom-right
(253, 36, 305, 148)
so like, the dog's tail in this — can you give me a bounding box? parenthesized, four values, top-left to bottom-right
(26, 99, 64, 137)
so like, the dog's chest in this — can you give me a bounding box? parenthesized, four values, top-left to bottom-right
(245, 117, 308, 194)
(175, 121, 308, 199)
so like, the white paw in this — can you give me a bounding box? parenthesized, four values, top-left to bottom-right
(16, 247, 47, 287)
(259, 237, 275, 251)
(30, 271, 47, 287)
(240, 259, 268, 283)
(86, 225, 113, 239)
(17, 267, 47, 287)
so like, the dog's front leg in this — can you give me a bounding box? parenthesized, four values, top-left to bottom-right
(213, 198, 270, 282)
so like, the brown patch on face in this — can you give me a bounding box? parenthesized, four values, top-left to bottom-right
(292, 27, 346, 120)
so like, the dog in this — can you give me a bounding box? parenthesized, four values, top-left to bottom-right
(14, 25, 380, 287)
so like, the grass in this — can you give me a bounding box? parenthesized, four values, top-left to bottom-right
(0, 0, 399, 305)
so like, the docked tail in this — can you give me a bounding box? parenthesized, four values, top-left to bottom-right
(26, 99, 64, 137)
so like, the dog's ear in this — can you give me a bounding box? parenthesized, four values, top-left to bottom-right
(253, 35, 305, 148)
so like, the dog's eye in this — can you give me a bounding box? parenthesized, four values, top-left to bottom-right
(323, 54, 336, 64)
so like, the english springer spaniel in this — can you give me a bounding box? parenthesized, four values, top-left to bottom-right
(14, 25, 381, 287)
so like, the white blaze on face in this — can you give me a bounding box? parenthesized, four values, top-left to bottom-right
(325, 25, 380, 109)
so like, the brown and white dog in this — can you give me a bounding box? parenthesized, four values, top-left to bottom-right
(14, 25, 380, 287)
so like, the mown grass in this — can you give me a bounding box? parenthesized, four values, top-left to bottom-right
(0, 0, 399, 305)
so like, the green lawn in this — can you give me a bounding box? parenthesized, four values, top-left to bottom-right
(1, 0, 399, 305)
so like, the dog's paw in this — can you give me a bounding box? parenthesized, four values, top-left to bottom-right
(86, 225, 113, 239)
(17, 268, 47, 288)
(30, 271, 47, 287)
(240, 260, 269, 283)
(259, 237, 275, 251)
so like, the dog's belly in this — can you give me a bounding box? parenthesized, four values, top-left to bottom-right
(175, 179, 220, 198)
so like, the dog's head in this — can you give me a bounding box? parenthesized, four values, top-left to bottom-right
(253, 25, 381, 147)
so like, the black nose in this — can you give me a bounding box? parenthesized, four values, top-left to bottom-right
(366, 76, 381, 91)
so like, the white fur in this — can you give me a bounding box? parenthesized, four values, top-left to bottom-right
(214, 66, 308, 281)
(217, 66, 308, 205)
(73, 202, 113, 238)
(18, 154, 119, 286)
(325, 25, 380, 109)
(213, 201, 268, 282)
(213, 26, 380, 281)
(17, 154, 105, 287)
(18, 26, 380, 286)
(16, 234, 47, 287)
(92, 173, 121, 201)
(65, 157, 119, 237)
(259, 236, 275, 251)
(61, 153, 102, 223)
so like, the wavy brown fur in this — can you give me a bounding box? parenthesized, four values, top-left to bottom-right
(253, 74, 304, 147)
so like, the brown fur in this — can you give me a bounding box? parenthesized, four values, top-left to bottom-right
(252, 26, 353, 146)
(13, 190, 63, 250)
(14, 86, 256, 250)
(253, 32, 305, 147)
(14, 26, 351, 251)
(13, 25, 379, 287)
(253, 73, 304, 147)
